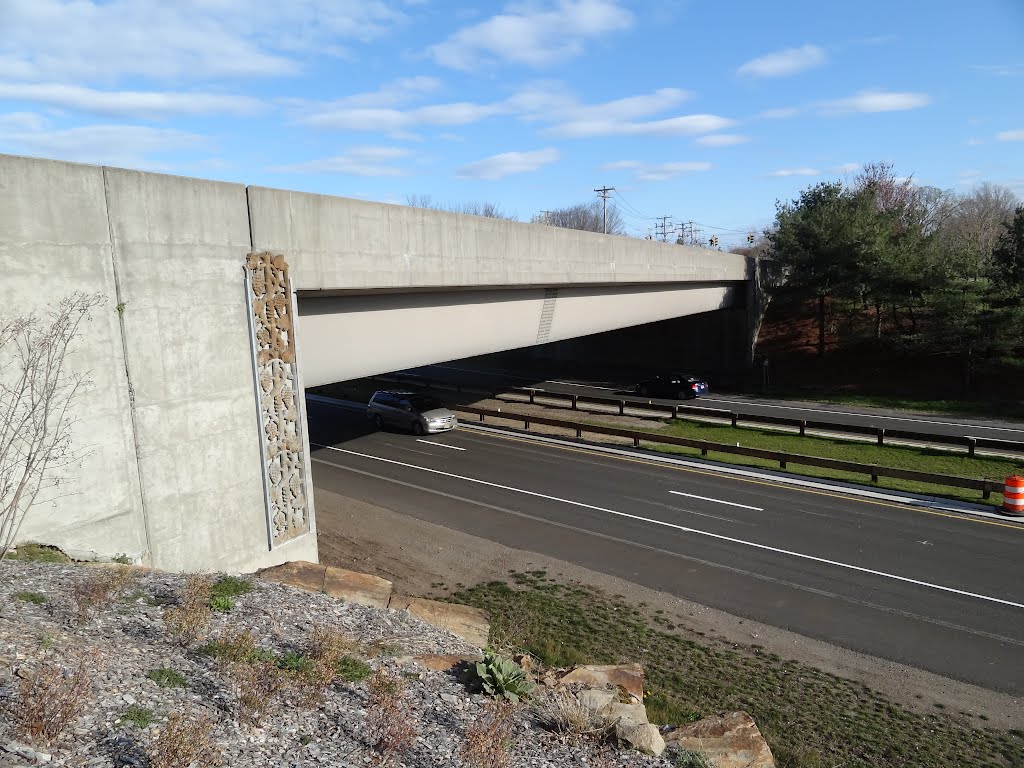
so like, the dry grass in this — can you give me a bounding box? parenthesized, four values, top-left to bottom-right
(291, 625, 360, 705)
(163, 574, 213, 646)
(70, 566, 137, 622)
(365, 669, 417, 766)
(461, 698, 519, 768)
(11, 649, 100, 745)
(226, 659, 290, 726)
(147, 709, 221, 768)
(529, 688, 617, 742)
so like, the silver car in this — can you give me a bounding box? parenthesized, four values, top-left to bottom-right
(367, 390, 458, 435)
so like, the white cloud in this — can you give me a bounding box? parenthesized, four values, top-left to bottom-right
(272, 147, 414, 176)
(972, 64, 1024, 77)
(821, 89, 930, 114)
(456, 148, 559, 179)
(996, 129, 1024, 142)
(738, 44, 826, 78)
(835, 162, 861, 174)
(696, 134, 749, 147)
(602, 160, 711, 182)
(768, 168, 820, 177)
(756, 107, 798, 120)
(0, 116, 205, 168)
(428, 0, 633, 70)
(0, 0, 405, 82)
(0, 82, 262, 118)
(549, 113, 734, 138)
(966, 138, 985, 146)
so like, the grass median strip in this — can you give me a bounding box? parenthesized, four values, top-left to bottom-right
(448, 571, 1023, 768)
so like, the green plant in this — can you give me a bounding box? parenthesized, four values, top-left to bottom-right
(121, 704, 156, 729)
(471, 648, 533, 703)
(5, 543, 70, 563)
(112, 553, 132, 564)
(201, 627, 275, 665)
(336, 655, 372, 683)
(674, 748, 714, 768)
(147, 669, 187, 689)
(115, 301, 127, 315)
(208, 595, 234, 612)
(277, 651, 315, 675)
(209, 575, 253, 602)
(14, 591, 47, 604)
(147, 709, 221, 768)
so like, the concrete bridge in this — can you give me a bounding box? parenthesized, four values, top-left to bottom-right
(0, 153, 753, 572)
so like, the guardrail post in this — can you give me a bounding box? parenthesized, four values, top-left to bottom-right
(529, 389, 535, 404)
(780, 458, 787, 469)
(619, 400, 625, 415)
(982, 480, 992, 500)
(871, 464, 879, 483)
(524, 418, 530, 430)
(576, 427, 582, 438)
(876, 428, 885, 446)
(479, 413, 485, 422)
(672, 405, 679, 419)
(967, 437, 976, 458)
(799, 420, 806, 436)
(634, 436, 640, 447)
(731, 412, 738, 428)
(572, 395, 579, 410)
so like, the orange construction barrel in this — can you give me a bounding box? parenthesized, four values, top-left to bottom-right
(1004, 476, 1024, 516)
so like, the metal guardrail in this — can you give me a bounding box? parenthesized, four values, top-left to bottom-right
(452, 404, 1006, 501)
(374, 373, 1024, 457)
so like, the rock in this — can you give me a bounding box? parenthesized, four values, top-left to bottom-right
(557, 664, 644, 701)
(608, 702, 649, 726)
(388, 595, 490, 648)
(405, 654, 480, 672)
(257, 561, 326, 593)
(577, 688, 616, 713)
(664, 711, 776, 768)
(615, 720, 665, 757)
(322, 567, 392, 609)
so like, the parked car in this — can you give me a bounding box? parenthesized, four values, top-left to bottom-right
(634, 373, 709, 399)
(367, 390, 458, 434)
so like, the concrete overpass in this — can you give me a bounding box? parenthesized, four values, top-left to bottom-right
(0, 153, 753, 572)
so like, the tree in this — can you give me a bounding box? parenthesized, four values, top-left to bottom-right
(405, 194, 518, 221)
(530, 201, 626, 235)
(0, 293, 101, 560)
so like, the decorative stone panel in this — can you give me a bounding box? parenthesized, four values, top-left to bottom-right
(245, 252, 310, 546)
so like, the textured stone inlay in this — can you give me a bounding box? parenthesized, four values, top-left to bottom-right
(246, 252, 309, 546)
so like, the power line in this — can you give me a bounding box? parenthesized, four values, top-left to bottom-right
(594, 186, 614, 234)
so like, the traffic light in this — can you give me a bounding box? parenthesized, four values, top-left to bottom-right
(709, 235, 719, 247)
(747, 233, 755, 244)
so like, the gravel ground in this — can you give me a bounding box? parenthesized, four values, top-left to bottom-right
(0, 561, 674, 768)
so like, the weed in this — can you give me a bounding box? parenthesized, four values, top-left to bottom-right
(147, 668, 187, 689)
(365, 669, 416, 766)
(10, 649, 99, 745)
(71, 566, 137, 622)
(147, 709, 221, 768)
(225, 659, 288, 726)
(208, 595, 234, 612)
(163, 575, 212, 646)
(5, 543, 70, 563)
(674, 748, 715, 768)
(112, 553, 132, 564)
(277, 650, 315, 675)
(202, 626, 275, 665)
(461, 698, 518, 768)
(121, 704, 156, 729)
(209, 575, 252, 601)
(530, 688, 616, 742)
(14, 591, 47, 604)
(470, 648, 533, 703)
(336, 655, 372, 683)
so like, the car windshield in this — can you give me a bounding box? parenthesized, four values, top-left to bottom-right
(409, 395, 443, 411)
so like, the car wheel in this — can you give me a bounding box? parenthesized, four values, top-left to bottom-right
(638, 385, 649, 397)
(412, 421, 425, 436)
(374, 414, 385, 430)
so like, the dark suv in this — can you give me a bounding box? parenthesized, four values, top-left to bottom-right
(367, 391, 458, 434)
(635, 373, 709, 399)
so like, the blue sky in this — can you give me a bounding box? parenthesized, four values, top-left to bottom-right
(1, 0, 1022, 248)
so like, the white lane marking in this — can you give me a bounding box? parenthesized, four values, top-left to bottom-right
(626, 496, 751, 525)
(310, 442, 1024, 609)
(670, 491, 763, 511)
(547, 380, 620, 391)
(700, 397, 1024, 434)
(416, 439, 466, 451)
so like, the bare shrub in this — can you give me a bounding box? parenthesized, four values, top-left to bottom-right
(365, 669, 416, 765)
(11, 649, 99, 744)
(530, 688, 617, 742)
(1, 293, 103, 560)
(163, 575, 212, 645)
(461, 697, 518, 768)
(147, 709, 221, 768)
(226, 659, 289, 727)
(292, 625, 359, 705)
(71, 565, 137, 622)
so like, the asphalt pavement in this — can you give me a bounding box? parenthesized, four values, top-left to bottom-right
(307, 398, 1024, 695)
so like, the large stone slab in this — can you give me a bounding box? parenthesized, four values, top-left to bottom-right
(258, 561, 326, 593)
(616, 721, 665, 757)
(323, 566, 392, 608)
(558, 663, 644, 701)
(389, 595, 490, 647)
(664, 711, 776, 768)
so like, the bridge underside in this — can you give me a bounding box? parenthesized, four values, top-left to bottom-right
(297, 282, 738, 387)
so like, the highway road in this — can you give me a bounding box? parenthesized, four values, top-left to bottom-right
(398, 364, 1024, 446)
(307, 398, 1024, 695)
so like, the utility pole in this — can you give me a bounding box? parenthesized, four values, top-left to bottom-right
(594, 186, 614, 234)
(655, 215, 671, 242)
